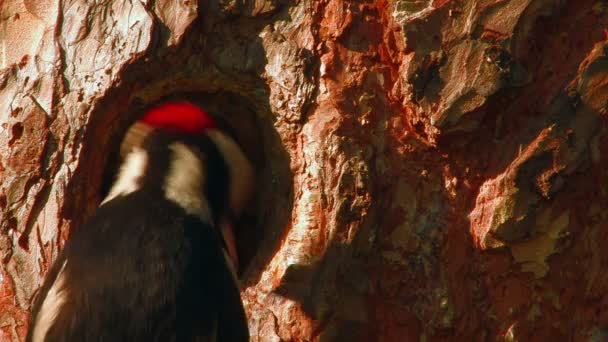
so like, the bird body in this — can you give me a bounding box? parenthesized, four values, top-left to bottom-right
(27, 102, 252, 342)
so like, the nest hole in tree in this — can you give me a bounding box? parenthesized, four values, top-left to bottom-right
(73, 89, 293, 283)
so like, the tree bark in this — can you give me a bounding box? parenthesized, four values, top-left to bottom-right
(1, 0, 608, 341)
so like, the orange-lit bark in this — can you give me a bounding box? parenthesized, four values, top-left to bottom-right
(1, 1, 608, 340)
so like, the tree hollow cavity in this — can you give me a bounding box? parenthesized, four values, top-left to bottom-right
(72, 86, 292, 282)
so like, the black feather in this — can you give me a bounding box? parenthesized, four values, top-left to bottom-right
(27, 130, 249, 342)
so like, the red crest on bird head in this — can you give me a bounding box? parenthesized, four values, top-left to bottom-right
(141, 101, 215, 135)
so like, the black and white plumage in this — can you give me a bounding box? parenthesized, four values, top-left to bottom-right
(26, 102, 253, 342)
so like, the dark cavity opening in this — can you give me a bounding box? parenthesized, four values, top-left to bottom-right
(71, 89, 292, 281)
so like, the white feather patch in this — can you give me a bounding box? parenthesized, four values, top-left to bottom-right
(164, 142, 212, 223)
(102, 147, 148, 204)
(31, 261, 68, 342)
(205, 130, 254, 215)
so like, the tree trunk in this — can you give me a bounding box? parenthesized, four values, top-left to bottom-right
(1, 0, 607, 341)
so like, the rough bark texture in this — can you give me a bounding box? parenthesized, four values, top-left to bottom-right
(1, 0, 608, 341)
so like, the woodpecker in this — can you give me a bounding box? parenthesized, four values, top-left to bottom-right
(26, 101, 254, 342)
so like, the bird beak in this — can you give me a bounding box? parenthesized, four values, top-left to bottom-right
(221, 221, 239, 272)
